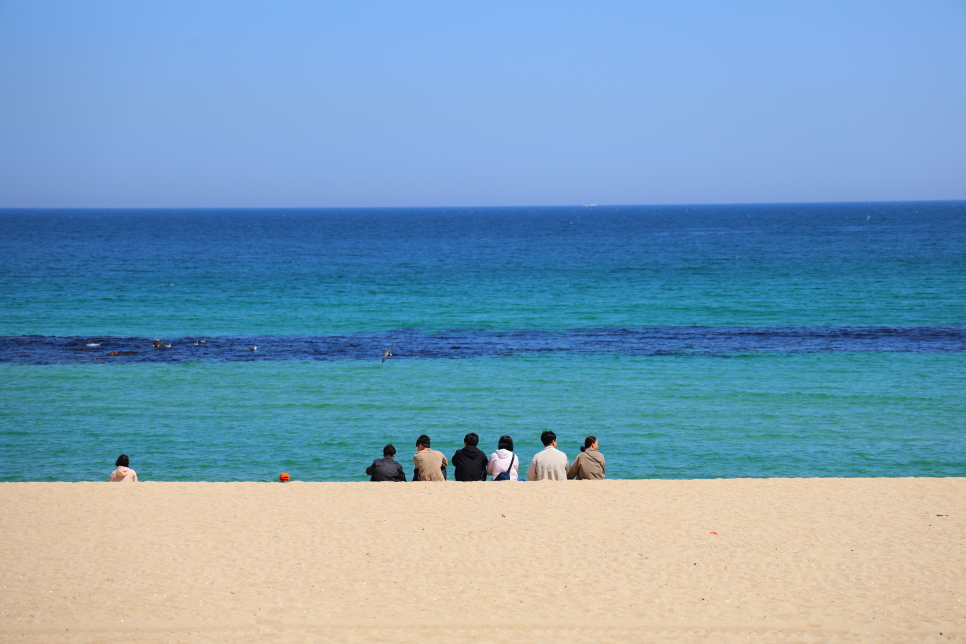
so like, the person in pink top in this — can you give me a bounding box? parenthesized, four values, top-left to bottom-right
(109, 454, 138, 482)
(487, 435, 520, 481)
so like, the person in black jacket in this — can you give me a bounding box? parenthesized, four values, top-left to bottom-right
(452, 432, 488, 481)
(366, 444, 407, 482)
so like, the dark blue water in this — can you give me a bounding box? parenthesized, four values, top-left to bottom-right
(2, 326, 965, 365)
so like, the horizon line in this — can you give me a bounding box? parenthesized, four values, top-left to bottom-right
(1, 198, 964, 212)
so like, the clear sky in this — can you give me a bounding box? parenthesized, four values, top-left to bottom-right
(1, 0, 964, 207)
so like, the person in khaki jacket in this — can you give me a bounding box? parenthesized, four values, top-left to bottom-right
(568, 436, 606, 480)
(412, 434, 449, 481)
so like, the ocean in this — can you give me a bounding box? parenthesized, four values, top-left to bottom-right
(1, 202, 964, 481)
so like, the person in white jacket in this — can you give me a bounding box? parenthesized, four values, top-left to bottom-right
(527, 431, 569, 480)
(487, 435, 520, 481)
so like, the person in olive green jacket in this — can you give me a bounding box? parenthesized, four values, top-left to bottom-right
(568, 436, 605, 480)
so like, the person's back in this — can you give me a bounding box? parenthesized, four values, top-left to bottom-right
(109, 454, 138, 482)
(527, 431, 568, 481)
(413, 434, 449, 481)
(452, 432, 488, 481)
(367, 444, 407, 482)
(487, 434, 520, 481)
(568, 436, 606, 480)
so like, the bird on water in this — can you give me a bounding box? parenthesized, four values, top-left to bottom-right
(382, 345, 393, 364)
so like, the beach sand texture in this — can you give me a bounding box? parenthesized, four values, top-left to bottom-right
(1, 478, 964, 643)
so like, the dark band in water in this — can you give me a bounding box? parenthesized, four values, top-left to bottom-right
(2, 326, 965, 364)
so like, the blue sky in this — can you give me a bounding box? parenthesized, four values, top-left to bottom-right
(1, 1, 964, 207)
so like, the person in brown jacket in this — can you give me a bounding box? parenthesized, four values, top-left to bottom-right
(567, 436, 605, 480)
(412, 434, 449, 481)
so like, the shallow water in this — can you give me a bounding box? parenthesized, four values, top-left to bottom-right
(1, 354, 964, 481)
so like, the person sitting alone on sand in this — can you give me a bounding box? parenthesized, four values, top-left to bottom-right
(452, 432, 488, 481)
(568, 436, 606, 480)
(366, 444, 407, 482)
(487, 435, 520, 481)
(109, 454, 138, 482)
(412, 434, 449, 481)
(527, 431, 569, 481)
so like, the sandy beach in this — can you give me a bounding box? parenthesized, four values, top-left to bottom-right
(1, 478, 963, 643)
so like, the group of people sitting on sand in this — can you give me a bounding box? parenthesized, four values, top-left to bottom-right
(365, 430, 606, 482)
(107, 431, 605, 482)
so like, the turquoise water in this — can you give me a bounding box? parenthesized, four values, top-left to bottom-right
(1, 354, 964, 481)
(1, 203, 964, 480)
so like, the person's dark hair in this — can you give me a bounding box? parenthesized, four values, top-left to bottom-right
(463, 432, 479, 447)
(383, 444, 396, 457)
(116, 454, 129, 467)
(580, 435, 597, 452)
(498, 435, 514, 451)
(540, 431, 556, 446)
(416, 434, 431, 448)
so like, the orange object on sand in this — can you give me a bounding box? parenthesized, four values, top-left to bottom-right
(279, 472, 290, 482)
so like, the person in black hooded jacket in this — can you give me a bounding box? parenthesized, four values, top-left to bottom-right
(452, 432, 488, 481)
